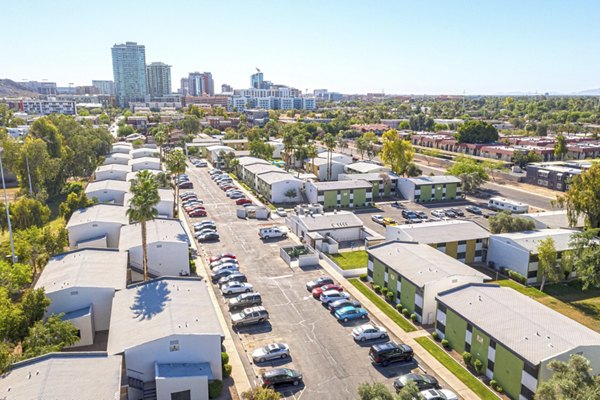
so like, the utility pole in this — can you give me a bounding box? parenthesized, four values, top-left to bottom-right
(0, 148, 17, 263)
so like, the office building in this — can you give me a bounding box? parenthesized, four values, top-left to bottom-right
(180, 77, 189, 96)
(146, 62, 172, 98)
(22, 80, 57, 95)
(251, 71, 264, 89)
(111, 41, 148, 107)
(92, 80, 115, 95)
(20, 99, 77, 115)
(221, 83, 233, 93)
(188, 72, 214, 96)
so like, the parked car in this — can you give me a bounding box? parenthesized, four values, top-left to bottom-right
(406, 216, 422, 224)
(276, 208, 287, 217)
(320, 290, 350, 304)
(209, 253, 236, 263)
(252, 343, 290, 363)
(198, 232, 219, 241)
(416, 211, 428, 220)
(369, 342, 414, 366)
(465, 205, 483, 215)
(209, 258, 237, 269)
(259, 368, 302, 389)
(328, 298, 361, 312)
(231, 306, 269, 327)
(419, 389, 458, 400)
(180, 191, 195, 198)
(188, 210, 207, 217)
(483, 211, 497, 219)
(444, 210, 457, 218)
(211, 268, 238, 283)
(195, 161, 207, 167)
(306, 276, 334, 291)
(312, 283, 344, 299)
(236, 198, 252, 205)
(351, 324, 388, 342)
(217, 273, 247, 286)
(178, 181, 193, 189)
(211, 263, 239, 273)
(371, 215, 385, 225)
(194, 228, 216, 238)
(228, 292, 262, 311)
(431, 210, 446, 218)
(334, 306, 368, 322)
(259, 227, 287, 240)
(221, 282, 253, 295)
(393, 373, 440, 392)
(448, 207, 464, 217)
(403, 211, 418, 220)
(229, 193, 245, 199)
(195, 223, 216, 232)
(382, 217, 397, 226)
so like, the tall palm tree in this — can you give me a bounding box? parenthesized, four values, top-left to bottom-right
(127, 170, 160, 281)
(165, 149, 187, 217)
(306, 143, 318, 175)
(323, 134, 337, 181)
(282, 131, 295, 171)
(153, 128, 169, 161)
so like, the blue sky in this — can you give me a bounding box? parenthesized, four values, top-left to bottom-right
(1, 0, 599, 94)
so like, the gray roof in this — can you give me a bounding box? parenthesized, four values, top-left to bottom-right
(258, 172, 301, 185)
(0, 352, 122, 400)
(490, 229, 578, 253)
(298, 211, 363, 231)
(244, 163, 284, 175)
(345, 161, 390, 173)
(437, 284, 600, 365)
(124, 188, 173, 205)
(119, 218, 188, 250)
(108, 277, 223, 354)
(368, 241, 487, 288)
(95, 164, 132, 173)
(128, 156, 161, 165)
(237, 156, 270, 166)
(130, 148, 159, 156)
(206, 145, 234, 152)
(125, 169, 162, 182)
(309, 157, 334, 166)
(387, 220, 490, 244)
(105, 152, 131, 160)
(35, 249, 127, 293)
(522, 210, 585, 230)
(66, 204, 128, 228)
(405, 175, 461, 185)
(85, 179, 130, 194)
(339, 172, 399, 182)
(309, 179, 372, 191)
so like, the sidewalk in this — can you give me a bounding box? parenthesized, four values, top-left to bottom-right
(179, 206, 251, 397)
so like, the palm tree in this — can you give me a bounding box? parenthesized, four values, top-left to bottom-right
(165, 149, 187, 217)
(127, 170, 160, 281)
(282, 131, 295, 171)
(306, 143, 318, 176)
(323, 133, 337, 181)
(153, 128, 169, 161)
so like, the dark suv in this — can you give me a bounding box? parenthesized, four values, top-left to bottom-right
(228, 292, 262, 311)
(369, 342, 414, 366)
(260, 368, 303, 388)
(394, 373, 440, 392)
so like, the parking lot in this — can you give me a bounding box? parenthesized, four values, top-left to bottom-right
(181, 164, 451, 399)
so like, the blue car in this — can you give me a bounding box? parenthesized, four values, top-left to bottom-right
(334, 306, 368, 322)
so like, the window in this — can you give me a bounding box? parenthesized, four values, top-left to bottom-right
(489, 339, 496, 349)
(466, 323, 473, 333)
(171, 390, 191, 400)
(530, 254, 539, 262)
(475, 250, 483, 257)
(487, 359, 495, 372)
(527, 270, 538, 279)
(458, 240, 467, 246)
(457, 252, 466, 259)
(437, 303, 447, 313)
(524, 362, 539, 377)
(465, 342, 471, 352)
(169, 340, 180, 352)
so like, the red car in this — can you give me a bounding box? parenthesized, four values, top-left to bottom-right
(312, 284, 343, 299)
(209, 253, 237, 263)
(189, 210, 207, 217)
(221, 186, 236, 191)
(236, 198, 252, 205)
(186, 205, 206, 211)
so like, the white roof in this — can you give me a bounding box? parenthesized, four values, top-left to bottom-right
(368, 241, 487, 288)
(85, 179, 130, 194)
(490, 229, 578, 253)
(0, 352, 122, 400)
(206, 145, 234, 152)
(298, 211, 363, 231)
(95, 164, 132, 173)
(125, 169, 162, 182)
(119, 218, 188, 250)
(309, 157, 336, 166)
(128, 156, 161, 166)
(345, 161, 390, 173)
(244, 163, 284, 175)
(108, 277, 223, 354)
(237, 156, 270, 166)
(522, 210, 585, 229)
(106, 152, 131, 160)
(258, 172, 301, 185)
(339, 172, 399, 182)
(66, 204, 128, 228)
(35, 249, 127, 292)
(131, 147, 159, 156)
(386, 220, 490, 244)
(405, 175, 461, 185)
(124, 188, 173, 206)
(438, 284, 600, 365)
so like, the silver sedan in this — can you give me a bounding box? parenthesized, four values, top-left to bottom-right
(251, 343, 290, 363)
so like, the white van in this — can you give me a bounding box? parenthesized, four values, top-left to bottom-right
(259, 226, 288, 240)
(487, 197, 529, 214)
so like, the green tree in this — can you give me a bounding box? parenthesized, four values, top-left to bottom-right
(19, 288, 50, 330)
(22, 315, 79, 358)
(379, 129, 414, 176)
(0, 260, 32, 296)
(165, 149, 187, 216)
(404, 163, 422, 177)
(181, 115, 200, 135)
(569, 229, 600, 289)
(323, 133, 337, 180)
(459, 172, 484, 194)
(396, 381, 420, 400)
(153, 127, 169, 161)
(554, 134, 568, 161)
(282, 131, 296, 171)
(127, 170, 160, 281)
(0, 341, 13, 373)
(355, 136, 368, 159)
(59, 191, 95, 220)
(455, 120, 499, 144)
(98, 113, 110, 125)
(512, 150, 542, 169)
(29, 117, 64, 158)
(10, 197, 51, 230)
(535, 355, 600, 400)
(488, 211, 536, 234)
(556, 164, 600, 228)
(117, 124, 135, 137)
(363, 131, 379, 160)
(284, 188, 297, 202)
(446, 156, 488, 180)
(537, 237, 562, 291)
(357, 382, 395, 400)
(241, 387, 282, 400)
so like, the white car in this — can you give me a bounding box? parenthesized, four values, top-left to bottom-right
(371, 215, 385, 225)
(320, 290, 350, 304)
(351, 324, 388, 342)
(419, 389, 458, 400)
(276, 208, 287, 217)
(431, 210, 446, 218)
(210, 258, 238, 269)
(211, 264, 239, 274)
(221, 282, 253, 295)
(251, 343, 290, 363)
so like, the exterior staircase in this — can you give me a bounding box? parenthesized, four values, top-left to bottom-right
(142, 381, 156, 400)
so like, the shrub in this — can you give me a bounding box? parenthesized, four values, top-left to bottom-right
(359, 273, 368, 282)
(381, 287, 389, 296)
(386, 292, 395, 303)
(489, 380, 497, 390)
(431, 332, 439, 341)
(473, 358, 484, 374)
(462, 351, 472, 365)
(221, 352, 229, 365)
(441, 339, 450, 349)
(373, 285, 381, 294)
(402, 308, 409, 317)
(410, 313, 418, 322)
(508, 270, 527, 285)
(208, 380, 223, 399)
(496, 386, 503, 394)
(222, 363, 232, 378)
(189, 259, 196, 274)
(395, 304, 403, 312)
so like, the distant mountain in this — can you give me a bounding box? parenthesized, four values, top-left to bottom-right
(0, 79, 39, 97)
(577, 88, 600, 96)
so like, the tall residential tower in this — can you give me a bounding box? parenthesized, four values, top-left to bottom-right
(111, 42, 147, 107)
(146, 62, 172, 98)
(188, 72, 214, 96)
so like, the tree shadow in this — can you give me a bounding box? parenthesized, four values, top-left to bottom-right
(130, 280, 171, 320)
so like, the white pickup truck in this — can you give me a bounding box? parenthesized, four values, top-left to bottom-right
(259, 226, 288, 240)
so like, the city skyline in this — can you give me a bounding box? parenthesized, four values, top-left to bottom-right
(1, 1, 600, 95)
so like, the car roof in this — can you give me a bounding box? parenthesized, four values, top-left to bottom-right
(373, 341, 398, 351)
(337, 306, 356, 313)
(322, 289, 342, 296)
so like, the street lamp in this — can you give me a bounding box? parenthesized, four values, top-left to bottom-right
(0, 148, 17, 263)
(22, 134, 33, 195)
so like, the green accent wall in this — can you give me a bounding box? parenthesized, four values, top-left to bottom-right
(372, 259, 385, 287)
(384, 182, 391, 197)
(470, 327, 489, 366)
(446, 183, 457, 199)
(465, 240, 476, 264)
(324, 191, 337, 208)
(340, 190, 350, 207)
(445, 309, 467, 353)
(418, 185, 431, 202)
(372, 182, 380, 199)
(388, 271, 398, 298)
(493, 344, 524, 400)
(400, 279, 417, 312)
(353, 188, 366, 206)
(434, 184, 443, 200)
(445, 242, 458, 259)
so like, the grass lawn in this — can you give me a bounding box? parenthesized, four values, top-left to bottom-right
(329, 250, 368, 270)
(415, 337, 498, 400)
(348, 278, 416, 332)
(495, 279, 600, 333)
